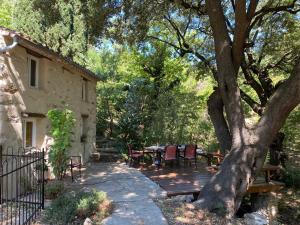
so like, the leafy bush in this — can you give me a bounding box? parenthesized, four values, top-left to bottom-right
(76, 191, 107, 218)
(45, 180, 64, 199)
(281, 165, 300, 188)
(47, 108, 76, 179)
(44, 189, 111, 225)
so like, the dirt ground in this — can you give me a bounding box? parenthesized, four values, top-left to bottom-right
(154, 188, 300, 225)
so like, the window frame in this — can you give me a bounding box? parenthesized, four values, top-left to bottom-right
(23, 118, 37, 148)
(28, 55, 39, 88)
(82, 78, 88, 102)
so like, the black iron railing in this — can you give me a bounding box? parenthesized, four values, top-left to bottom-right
(0, 145, 45, 225)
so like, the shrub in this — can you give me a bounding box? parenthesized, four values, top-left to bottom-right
(44, 180, 64, 199)
(281, 165, 300, 188)
(47, 108, 76, 179)
(43, 189, 111, 225)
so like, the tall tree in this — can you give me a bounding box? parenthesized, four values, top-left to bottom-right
(0, 0, 13, 28)
(10, 0, 300, 216)
(100, 0, 300, 216)
(13, 0, 118, 64)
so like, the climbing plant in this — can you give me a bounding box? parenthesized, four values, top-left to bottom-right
(47, 108, 76, 179)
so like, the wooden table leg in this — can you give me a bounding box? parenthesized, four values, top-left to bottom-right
(265, 170, 271, 183)
(207, 155, 212, 166)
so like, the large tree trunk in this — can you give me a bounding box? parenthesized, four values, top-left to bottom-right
(195, 135, 264, 216)
(207, 89, 232, 154)
(195, 60, 300, 217)
(195, 0, 300, 217)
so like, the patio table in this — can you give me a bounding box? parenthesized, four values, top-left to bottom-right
(144, 145, 165, 166)
(196, 149, 223, 166)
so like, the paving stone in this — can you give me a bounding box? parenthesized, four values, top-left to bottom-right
(68, 163, 168, 225)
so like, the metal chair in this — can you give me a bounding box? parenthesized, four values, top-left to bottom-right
(127, 144, 144, 166)
(68, 156, 82, 182)
(162, 145, 178, 166)
(180, 144, 197, 168)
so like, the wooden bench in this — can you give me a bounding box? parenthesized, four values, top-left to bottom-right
(261, 164, 281, 183)
(165, 177, 285, 198)
(197, 152, 224, 166)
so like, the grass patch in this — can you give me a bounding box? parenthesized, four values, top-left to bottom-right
(43, 189, 112, 225)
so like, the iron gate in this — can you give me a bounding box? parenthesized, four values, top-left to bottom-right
(0, 145, 45, 225)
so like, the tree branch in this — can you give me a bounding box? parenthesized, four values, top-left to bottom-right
(241, 60, 267, 105)
(265, 51, 293, 70)
(250, 0, 299, 30)
(147, 35, 182, 53)
(206, 0, 246, 138)
(257, 60, 300, 145)
(240, 88, 263, 115)
(169, 0, 207, 15)
(232, 0, 258, 71)
(254, 0, 298, 17)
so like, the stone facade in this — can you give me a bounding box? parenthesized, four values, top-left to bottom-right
(0, 33, 99, 163)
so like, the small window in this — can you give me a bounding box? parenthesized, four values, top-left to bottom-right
(81, 115, 88, 142)
(28, 56, 39, 88)
(82, 78, 88, 101)
(24, 119, 36, 148)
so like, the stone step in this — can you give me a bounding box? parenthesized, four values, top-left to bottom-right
(96, 142, 115, 148)
(96, 147, 119, 154)
(99, 152, 121, 162)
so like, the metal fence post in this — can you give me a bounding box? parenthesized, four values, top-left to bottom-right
(42, 148, 45, 209)
(0, 145, 2, 205)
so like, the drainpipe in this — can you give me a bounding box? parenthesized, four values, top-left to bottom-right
(0, 35, 18, 53)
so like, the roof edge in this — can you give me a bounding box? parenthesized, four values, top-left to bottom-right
(0, 26, 101, 82)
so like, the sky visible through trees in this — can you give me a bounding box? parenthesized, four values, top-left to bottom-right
(1, 0, 300, 217)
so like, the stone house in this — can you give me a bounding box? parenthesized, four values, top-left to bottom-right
(0, 27, 100, 162)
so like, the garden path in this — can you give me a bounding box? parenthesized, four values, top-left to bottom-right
(67, 162, 168, 225)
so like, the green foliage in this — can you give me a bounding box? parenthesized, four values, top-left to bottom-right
(90, 43, 218, 151)
(45, 180, 64, 199)
(76, 191, 107, 218)
(282, 106, 300, 150)
(13, 0, 113, 65)
(35, 162, 48, 172)
(20, 177, 33, 193)
(44, 190, 110, 225)
(282, 165, 300, 188)
(47, 108, 75, 179)
(0, 0, 13, 28)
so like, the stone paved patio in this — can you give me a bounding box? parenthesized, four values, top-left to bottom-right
(67, 162, 168, 225)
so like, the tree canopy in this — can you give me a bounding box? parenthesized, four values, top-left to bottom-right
(1, 0, 300, 218)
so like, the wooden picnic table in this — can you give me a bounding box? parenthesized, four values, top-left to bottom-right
(144, 145, 165, 166)
(144, 145, 186, 166)
(261, 164, 281, 183)
(196, 149, 224, 166)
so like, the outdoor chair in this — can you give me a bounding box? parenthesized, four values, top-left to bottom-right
(68, 155, 82, 182)
(179, 144, 197, 168)
(208, 150, 224, 166)
(161, 145, 178, 167)
(127, 144, 144, 166)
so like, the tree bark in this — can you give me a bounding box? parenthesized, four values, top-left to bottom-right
(207, 88, 232, 154)
(195, 0, 300, 217)
(195, 60, 300, 217)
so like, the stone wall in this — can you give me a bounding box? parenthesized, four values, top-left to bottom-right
(0, 35, 98, 163)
